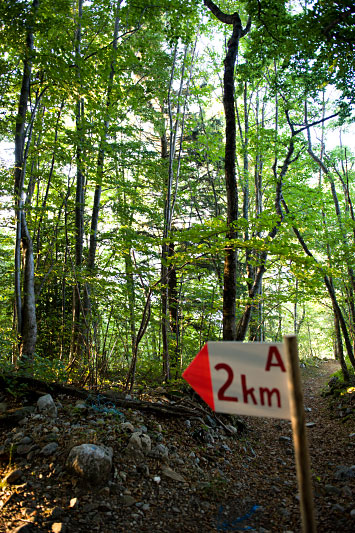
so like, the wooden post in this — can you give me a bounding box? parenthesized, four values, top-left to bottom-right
(283, 335, 317, 533)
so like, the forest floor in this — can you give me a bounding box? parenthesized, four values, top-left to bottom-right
(0, 359, 354, 533)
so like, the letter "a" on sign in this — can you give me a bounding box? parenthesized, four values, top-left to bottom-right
(265, 346, 286, 372)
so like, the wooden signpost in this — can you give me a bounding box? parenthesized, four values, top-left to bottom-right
(182, 335, 316, 533)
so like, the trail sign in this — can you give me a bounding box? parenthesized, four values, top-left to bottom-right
(182, 342, 290, 420)
(183, 337, 316, 532)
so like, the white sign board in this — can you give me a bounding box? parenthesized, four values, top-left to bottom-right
(183, 342, 290, 420)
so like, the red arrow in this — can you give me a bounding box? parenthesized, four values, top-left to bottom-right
(182, 343, 215, 410)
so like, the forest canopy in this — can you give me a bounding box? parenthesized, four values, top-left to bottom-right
(0, 0, 355, 388)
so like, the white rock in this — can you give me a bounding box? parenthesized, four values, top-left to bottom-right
(127, 432, 151, 453)
(67, 443, 113, 484)
(37, 394, 57, 418)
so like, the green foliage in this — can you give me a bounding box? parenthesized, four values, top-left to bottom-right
(18, 355, 67, 383)
(0, 0, 355, 391)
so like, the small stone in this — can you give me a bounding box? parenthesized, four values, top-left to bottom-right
(16, 444, 34, 455)
(342, 485, 352, 498)
(325, 484, 341, 496)
(331, 504, 345, 513)
(305, 422, 316, 428)
(44, 432, 59, 443)
(98, 502, 111, 511)
(41, 442, 59, 456)
(121, 422, 135, 432)
(69, 497, 79, 508)
(75, 400, 86, 409)
(19, 436, 32, 445)
(121, 495, 136, 506)
(127, 432, 151, 454)
(99, 486, 110, 497)
(136, 464, 150, 476)
(37, 394, 57, 418)
(153, 476, 161, 484)
(151, 444, 169, 459)
(279, 436, 292, 443)
(107, 482, 121, 495)
(161, 467, 186, 483)
(5, 469, 23, 484)
(225, 424, 238, 434)
(156, 432, 164, 442)
(52, 523, 66, 533)
(334, 465, 355, 480)
(350, 509, 355, 518)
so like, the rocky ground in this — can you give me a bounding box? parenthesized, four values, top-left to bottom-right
(0, 360, 354, 533)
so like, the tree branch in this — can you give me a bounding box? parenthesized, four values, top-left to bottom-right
(204, 0, 236, 24)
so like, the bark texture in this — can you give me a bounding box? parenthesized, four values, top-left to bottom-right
(14, 0, 39, 358)
(204, 0, 250, 340)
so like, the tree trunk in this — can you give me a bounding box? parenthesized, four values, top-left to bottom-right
(168, 239, 179, 377)
(13, 0, 39, 360)
(334, 313, 350, 381)
(204, 0, 250, 340)
(71, 0, 85, 362)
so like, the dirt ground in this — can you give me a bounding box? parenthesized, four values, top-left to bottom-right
(0, 359, 354, 532)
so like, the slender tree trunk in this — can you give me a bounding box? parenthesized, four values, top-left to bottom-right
(161, 43, 192, 380)
(125, 249, 136, 356)
(161, 126, 170, 379)
(14, 0, 39, 360)
(204, 0, 250, 340)
(71, 0, 85, 361)
(168, 239, 179, 376)
(334, 313, 350, 381)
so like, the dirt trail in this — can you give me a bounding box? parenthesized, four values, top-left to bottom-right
(0, 360, 354, 533)
(227, 360, 355, 532)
